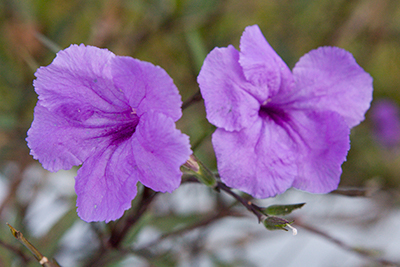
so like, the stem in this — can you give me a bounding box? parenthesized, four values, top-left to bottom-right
(134, 208, 237, 252)
(0, 238, 31, 264)
(108, 187, 158, 248)
(182, 174, 264, 222)
(295, 219, 400, 267)
(216, 181, 264, 222)
(6, 223, 60, 267)
(182, 90, 202, 110)
(83, 187, 158, 267)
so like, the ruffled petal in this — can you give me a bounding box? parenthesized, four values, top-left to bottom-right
(290, 110, 350, 193)
(28, 45, 143, 173)
(292, 46, 373, 128)
(213, 108, 350, 198)
(25, 103, 101, 171)
(26, 103, 83, 171)
(213, 118, 296, 198)
(239, 25, 294, 100)
(26, 100, 138, 172)
(34, 44, 129, 113)
(198, 45, 259, 131)
(111, 56, 182, 121)
(75, 140, 138, 222)
(132, 111, 191, 192)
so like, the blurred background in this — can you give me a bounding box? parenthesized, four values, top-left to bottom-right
(1, 0, 400, 266)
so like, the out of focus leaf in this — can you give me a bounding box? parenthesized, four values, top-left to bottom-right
(185, 30, 207, 73)
(150, 213, 207, 232)
(147, 250, 178, 267)
(210, 254, 257, 267)
(122, 212, 153, 246)
(38, 208, 80, 256)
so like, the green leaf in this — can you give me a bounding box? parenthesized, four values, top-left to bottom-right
(261, 203, 305, 216)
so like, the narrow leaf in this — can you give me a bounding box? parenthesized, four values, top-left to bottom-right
(261, 203, 305, 216)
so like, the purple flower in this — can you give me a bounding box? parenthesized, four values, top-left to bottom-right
(198, 25, 373, 198)
(370, 99, 400, 148)
(27, 44, 191, 222)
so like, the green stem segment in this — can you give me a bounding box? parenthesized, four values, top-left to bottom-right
(7, 223, 61, 267)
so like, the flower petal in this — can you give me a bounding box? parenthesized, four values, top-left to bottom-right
(75, 140, 138, 222)
(111, 56, 182, 121)
(34, 44, 129, 112)
(132, 111, 191, 192)
(239, 25, 294, 100)
(292, 46, 373, 128)
(290, 110, 350, 193)
(198, 45, 259, 131)
(26, 100, 138, 172)
(26, 103, 97, 171)
(213, 108, 350, 198)
(370, 99, 400, 147)
(213, 118, 296, 198)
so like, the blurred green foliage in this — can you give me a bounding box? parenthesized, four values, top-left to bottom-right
(1, 0, 400, 266)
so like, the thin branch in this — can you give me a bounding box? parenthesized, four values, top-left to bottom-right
(295, 218, 400, 267)
(133, 208, 240, 253)
(108, 187, 158, 248)
(331, 187, 377, 197)
(182, 174, 264, 222)
(83, 187, 158, 267)
(216, 181, 264, 222)
(182, 90, 202, 110)
(0, 238, 31, 264)
(6, 223, 61, 267)
(0, 162, 27, 217)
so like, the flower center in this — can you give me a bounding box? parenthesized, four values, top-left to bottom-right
(259, 101, 290, 126)
(112, 120, 138, 143)
(110, 112, 139, 145)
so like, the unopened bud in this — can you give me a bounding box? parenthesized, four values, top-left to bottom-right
(182, 154, 217, 187)
(183, 155, 200, 172)
(262, 216, 297, 235)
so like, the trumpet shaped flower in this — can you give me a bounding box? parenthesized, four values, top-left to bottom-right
(198, 25, 373, 198)
(27, 44, 191, 222)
